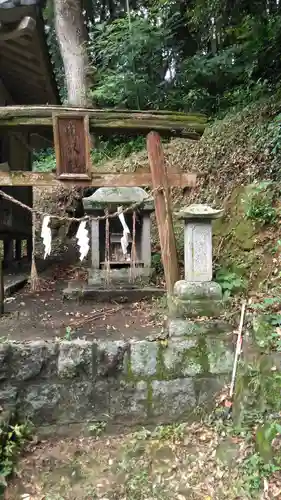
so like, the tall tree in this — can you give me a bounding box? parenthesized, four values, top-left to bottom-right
(54, 0, 90, 106)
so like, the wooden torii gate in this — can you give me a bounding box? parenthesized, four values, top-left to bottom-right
(0, 106, 207, 294)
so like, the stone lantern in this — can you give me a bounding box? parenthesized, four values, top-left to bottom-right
(82, 187, 154, 287)
(176, 204, 224, 283)
(170, 204, 224, 319)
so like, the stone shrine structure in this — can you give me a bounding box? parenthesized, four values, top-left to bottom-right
(177, 203, 224, 283)
(169, 204, 226, 332)
(82, 187, 154, 288)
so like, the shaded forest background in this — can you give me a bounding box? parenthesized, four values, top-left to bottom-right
(35, 0, 281, 171)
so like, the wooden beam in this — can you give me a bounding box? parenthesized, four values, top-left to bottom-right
(147, 131, 180, 295)
(0, 171, 197, 188)
(0, 105, 207, 122)
(0, 106, 206, 139)
(0, 16, 36, 42)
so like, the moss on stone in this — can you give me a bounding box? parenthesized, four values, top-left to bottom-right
(146, 380, 153, 416)
(212, 183, 281, 292)
(196, 337, 209, 372)
(233, 360, 281, 425)
(168, 296, 224, 319)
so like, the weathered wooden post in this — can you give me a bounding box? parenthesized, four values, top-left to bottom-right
(146, 131, 180, 296)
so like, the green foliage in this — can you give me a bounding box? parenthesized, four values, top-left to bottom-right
(32, 148, 56, 172)
(245, 185, 278, 225)
(151, 253, 163, 276)
(83, 1, 281, 114)
(251, 296, 281, 312)
(252, 312, 281, 352)
(90, 136, 145, 164)
(255, 420, 281, 463)
(215, 268, 246, 297)
(0, 420, 32, 492)
(89, 11, 173, 109)
(64, 326, 73, 341)
(88, 421, 107, 437)
(45, 0, 281, 117)
(32, 137, 145, 172)
(242, 450, 281, 493)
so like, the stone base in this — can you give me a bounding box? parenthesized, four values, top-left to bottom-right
(62, 282, 164, 303)
(0, 333, 233, 431)
(168, 296, 224, 319)
(88, 267, 153, 287)
(168, 318, 233, 338)
(174, 280, 222, 300)
(168, 280, 224, 319)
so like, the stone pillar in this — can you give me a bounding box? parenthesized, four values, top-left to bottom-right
(167, 205, 234, 408)
(180, 204, 223, 282)
(169, 204, 224, 321)
(91, 219, 100, 269)
(141, 214, 151, 268)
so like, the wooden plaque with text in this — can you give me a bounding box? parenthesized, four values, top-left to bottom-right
(53, 114, 91, 180)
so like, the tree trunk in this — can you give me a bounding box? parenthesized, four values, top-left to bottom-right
(54, 0, 90, 106)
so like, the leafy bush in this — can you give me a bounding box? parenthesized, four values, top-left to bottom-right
(32, 137, 145, 172)
(32, 148, 56, 172)
(151, 253, 163, 276)
(215, 268, 246, 297)
(245, 184, 278, 225)
(0, 421, 32, 492)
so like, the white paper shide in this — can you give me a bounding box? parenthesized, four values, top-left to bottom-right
(41, 215, 52, 259)
(76, 220, 90, 261)
(118, 206, 130, 258)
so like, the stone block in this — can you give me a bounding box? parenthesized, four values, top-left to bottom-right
(10, 341, 58, 381)
(169, 296, 223, 319)
(174, 280, 222, 300)
(168, 319, 232, 338)
(88, 268, 151, 286)
(195, 376, 227, 407)
(18, 383, 61, 425)
(0, 344, 11, 381)
(19, 381, 109, 426)
(206, 338, 234, 374)
(163, 339, 202, 377)
(0, 384, 18, 411)
(97, 340, 129, 378)
(130, 340, 158, 378)
(185, 221, 213, 282)
(58, 340, 94, 379)
(151, 378, 196, 418)
(110, 380, 148, 421)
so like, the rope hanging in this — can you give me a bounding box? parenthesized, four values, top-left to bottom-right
(30, 210, 40, 291)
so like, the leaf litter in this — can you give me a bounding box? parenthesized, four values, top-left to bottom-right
(5, 420, 281, 499)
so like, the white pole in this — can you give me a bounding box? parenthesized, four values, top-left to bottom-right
(229, 300, 247, 399)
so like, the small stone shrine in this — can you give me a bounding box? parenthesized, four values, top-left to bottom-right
(177, 203, 224, 283)
(169, 204, 224, 320)
(82, 187, 154, 288)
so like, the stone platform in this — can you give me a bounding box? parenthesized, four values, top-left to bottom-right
(0, 318, 235, 435)
(62, 282, 164, 302)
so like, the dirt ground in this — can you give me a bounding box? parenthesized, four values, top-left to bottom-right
(0, 264, 164, 342)
(5, 420, 281, 500)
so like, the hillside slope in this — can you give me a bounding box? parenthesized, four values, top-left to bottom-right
(97, 97, 281, 292)
(34, 97, 281, 292)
